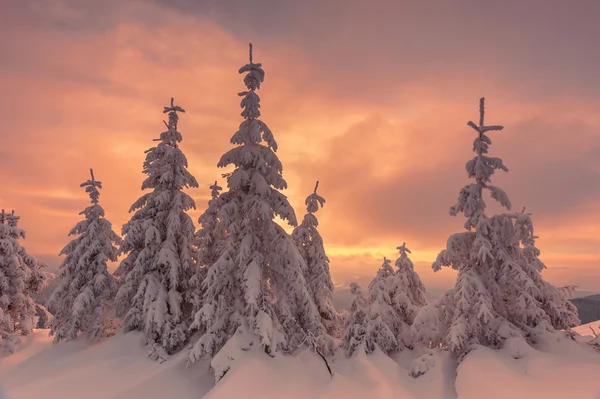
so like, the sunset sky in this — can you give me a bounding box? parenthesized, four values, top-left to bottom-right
(1, 0, 599, 296)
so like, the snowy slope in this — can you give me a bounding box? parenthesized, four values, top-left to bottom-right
(573, 319, 600, 337)
(2, 330, 600, 399)
(0, 330, 213, 399)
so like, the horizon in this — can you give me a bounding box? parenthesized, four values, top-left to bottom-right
(1, 0, 600, 295)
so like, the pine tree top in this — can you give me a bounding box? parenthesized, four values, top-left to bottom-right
(395, 242, 416, 272)
(80, 168, 102, 205)
(156, 97, 186, 149)
(2, 209, 20, 227)
(396, 242, 411, 256)
(305, 181, 325, 214)
(450, 98, 511, 229)
(209, 180, 222, 200)
(379, 257, 395, 278)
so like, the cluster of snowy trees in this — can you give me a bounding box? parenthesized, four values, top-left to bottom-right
(1, 44, 580, 370)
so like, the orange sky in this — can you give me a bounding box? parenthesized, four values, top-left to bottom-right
(1, 0, 599, 295)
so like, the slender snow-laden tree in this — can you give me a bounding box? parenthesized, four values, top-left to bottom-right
(115, 98, 199, 359)
(363, 258, 399, 354)
(0, 210, 50, 355)
(189, 44, 332, 363)
(291, 181, 340, 336)
(48, 169, 121, 343)
(189, 181, 225, 326)
(412, 98, 579, 359)
(388, 243, 427, 349)
(341, 282, 368, 356)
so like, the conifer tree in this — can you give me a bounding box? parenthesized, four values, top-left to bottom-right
(291, 181, 340, 336)
(0, 210, 50, 355)
(363, 258, 398, 354)
(341, 282, 368, 356)
(188, 44, 332, 363)
(412, 98, 579, 359)
(388, 243, 427, 349)
(189, 181, 225, 328)
(48, 169, 121, 343)
(115, 98, 199, 359)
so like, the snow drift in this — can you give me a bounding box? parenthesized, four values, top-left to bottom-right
(2, 327, 600, 399)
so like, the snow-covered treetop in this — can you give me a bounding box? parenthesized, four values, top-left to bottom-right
(217, 43, 294, 223)
(395, 243, 414, 271)
(450, 98, 510, 230)
(349, 282, 362, 296)
(1, 209, 20, 228)
(80, 168, 102, 204)
(156, 97, 186, 149)
(209, 180, 222, 200)
(379, 257, 395, 279)
(305, 181, 325, 214)
(226, 43, 278, 151)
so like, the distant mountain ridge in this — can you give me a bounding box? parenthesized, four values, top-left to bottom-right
(571, 294, 600, 325)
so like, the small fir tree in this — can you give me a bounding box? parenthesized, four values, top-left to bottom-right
(115, 98, 199, 360)
(291, 181, 340, 336)
(388, 243, 427, 349)
(412, 98, 579, 359)
(363, 258, 399, 354)
(0, 210, 50, 355)
(48, 169, 121, 343)
(189, 44, 332, 364)
(341, 282, 368, 356)
(189, 181, 225, 330)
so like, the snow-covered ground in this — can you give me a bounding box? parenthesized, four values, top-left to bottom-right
(1, 328, 600, 399)
(573, 319, 600, 337)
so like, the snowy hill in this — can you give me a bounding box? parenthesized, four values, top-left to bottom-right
(2, 329, 600, 399)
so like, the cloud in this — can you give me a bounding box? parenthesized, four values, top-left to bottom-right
(1, 0, 599, 292)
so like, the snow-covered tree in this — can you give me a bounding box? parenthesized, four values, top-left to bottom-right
(291, 181, 340, 336)
(48, 169, 121, 343)
(341, 282, 368, 356)
(412, 98, 579, 359)
(188, 44, 332, 363)
(363, 258, 399, 354)
(115, 98, 199, 359)
(189, 181, 225, 325)
(0, 210, 50, 355)
(386, 243, 427, 349)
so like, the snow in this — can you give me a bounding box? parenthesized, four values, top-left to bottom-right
(0, 330, 213, 399)
(573, 319, 600, 337)
(2, 329, 600, 399)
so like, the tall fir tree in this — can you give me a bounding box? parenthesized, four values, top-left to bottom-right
(189, 181, 225, 329)
(412, 98, 579, 359)
(48, 169, 121, 343)
(0, 210, 50, 355)
(291, 181, 340, 336)
(189, 44, 332, 363)
(388, 243, 427, 349)
(115, 98, 199, 359)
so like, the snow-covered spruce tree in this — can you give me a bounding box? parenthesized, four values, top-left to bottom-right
(115, 98, 199, 360)
(48, 169, 121, 343)
(291, 181, 340, 336)
(189, 181, 225, 325)
(341, 282, 368, 356)
(0, 210, 50, 355)
(388, 243, 427, 349)
(411, 98, 579, 359)
(363, 257, 399, 354)
(188, 44, 332, 363)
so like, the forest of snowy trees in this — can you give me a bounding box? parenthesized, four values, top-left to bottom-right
(0, 44, 585, 377)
